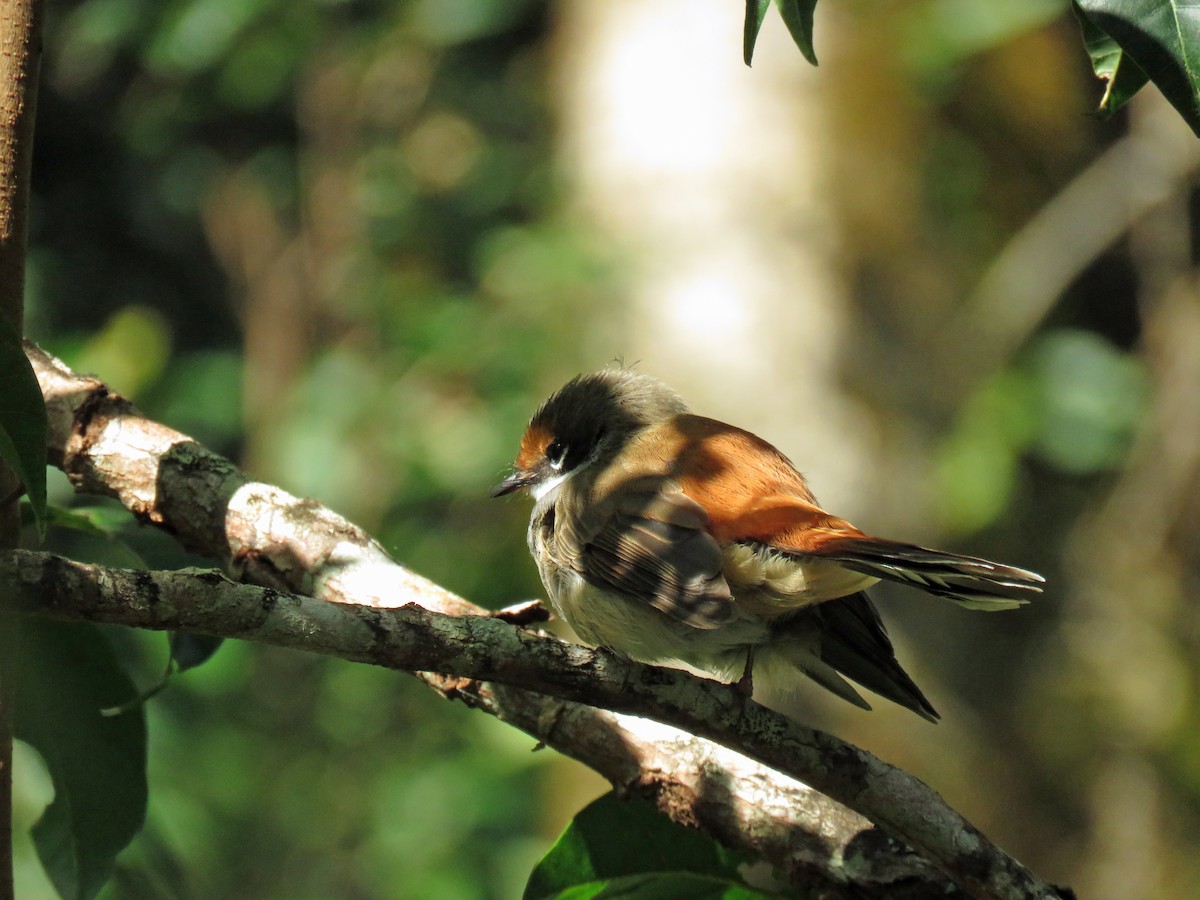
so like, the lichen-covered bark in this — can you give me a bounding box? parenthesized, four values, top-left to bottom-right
(35, 344, 474, 614)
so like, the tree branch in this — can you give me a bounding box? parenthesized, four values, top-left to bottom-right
(24, 342, 1067, 899)
(0, 0, 42, 332)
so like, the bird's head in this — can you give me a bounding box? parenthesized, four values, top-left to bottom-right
(490, 368, 686, 500)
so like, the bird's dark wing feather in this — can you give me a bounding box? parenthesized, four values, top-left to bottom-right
(799, 536, 1044, 610)
(564, 478, 735, 629)
(686, 489, 1042, 611)
(798, 591, 939, 722)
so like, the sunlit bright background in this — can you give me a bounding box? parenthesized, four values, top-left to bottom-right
(14, 0, 1200, 897)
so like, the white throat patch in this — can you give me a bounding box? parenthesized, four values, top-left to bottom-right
(532, 472, 569, 503)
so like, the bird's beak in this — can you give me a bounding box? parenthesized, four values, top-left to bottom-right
(490, 470, 536, 498)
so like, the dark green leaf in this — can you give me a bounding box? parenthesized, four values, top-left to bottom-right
(542, 872, 772, 900)
(5, 618, 148, 899)
(25, 503, 147, 570)
(524, 792, 755, 900)
(0, 319, 47, 536)
(743, 0, 771, 66)
(773, 0, 819, 66)
(38, 505, 117, 539)
(169, 632, 224, 673)
(1072, 2, 1151, 117)
(1076, 0, 1200, 136)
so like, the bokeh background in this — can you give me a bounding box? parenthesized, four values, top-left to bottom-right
(12, 0, 1200, 897)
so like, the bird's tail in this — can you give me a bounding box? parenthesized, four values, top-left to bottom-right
(757, 591, 939, 722)
(806, 536, 1044, 611)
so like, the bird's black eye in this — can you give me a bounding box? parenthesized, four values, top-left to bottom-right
(545, 441, 566, 468)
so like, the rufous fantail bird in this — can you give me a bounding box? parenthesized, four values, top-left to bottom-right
(491, 369, 1043, 720)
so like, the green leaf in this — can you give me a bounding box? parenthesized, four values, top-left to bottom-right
(1072, 2, 1151, 117)
(169, 632, 224, 673)
(23, 503, 147, 571)
(541, 872, 772, 900)
(773, 0, 819, 66)
(1076, 0, 1200, 135)
(0, 318, 47, 536)
(5, 618, 148, 900)
(524, 792, 759, 900)
(37, 506, 116, 540)
(743, 0, 771, 66)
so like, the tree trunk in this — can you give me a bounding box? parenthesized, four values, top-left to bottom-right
(0, 1, 44, 896)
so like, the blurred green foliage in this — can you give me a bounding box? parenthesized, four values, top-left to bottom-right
(19, 0, 606, 896)
(937, 328, 1147, 534)
(901, 0, 1062, 77)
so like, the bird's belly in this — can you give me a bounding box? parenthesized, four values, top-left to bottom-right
(544, 569, 767, 684)
(722, 543, 878, 618)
